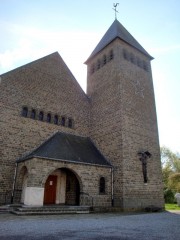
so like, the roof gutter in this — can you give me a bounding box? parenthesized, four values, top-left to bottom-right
(17, 155, 113, 168)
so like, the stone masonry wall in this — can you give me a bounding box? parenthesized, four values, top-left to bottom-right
(87, 40, 124, 206)
(117, 40, 164, 209)
(0, 52, 90, 196)
(86, 38, 164, 209)
(16, 158, 112, 207)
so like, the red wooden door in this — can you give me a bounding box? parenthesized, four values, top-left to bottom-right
(44, 175, 57, 204)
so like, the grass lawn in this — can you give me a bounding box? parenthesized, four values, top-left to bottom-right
(165, 203, 180, 210)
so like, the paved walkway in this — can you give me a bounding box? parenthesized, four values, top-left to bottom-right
(0, 211, 180, 240)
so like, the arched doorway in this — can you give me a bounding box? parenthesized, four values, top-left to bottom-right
(43, 168, 80, 205)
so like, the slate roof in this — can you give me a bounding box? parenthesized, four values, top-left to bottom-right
(17, 132, 111, 167)
(85, 19, 153, 63)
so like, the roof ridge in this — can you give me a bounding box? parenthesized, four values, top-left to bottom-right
(0, 52, 59, 76)
(17, 131, 89, 162)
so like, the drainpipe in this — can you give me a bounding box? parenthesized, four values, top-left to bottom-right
(11, 162, 18, 204)
(111, 167, 114, 207)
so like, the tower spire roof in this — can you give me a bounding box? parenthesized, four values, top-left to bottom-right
(85, 19, 153, 64)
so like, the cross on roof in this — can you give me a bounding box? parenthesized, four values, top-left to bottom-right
(113, 3, 119, 20)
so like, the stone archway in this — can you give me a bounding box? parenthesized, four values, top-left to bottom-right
(43, 168, 80, 206)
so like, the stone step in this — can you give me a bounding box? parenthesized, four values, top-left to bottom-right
(15, 206, 89, 211)
(11, 210, 90, 215)
(11, 205, 91, 215)
(0, 206, 10, 213)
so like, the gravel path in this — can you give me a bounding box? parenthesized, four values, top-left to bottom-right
(0, 211, 179, 240)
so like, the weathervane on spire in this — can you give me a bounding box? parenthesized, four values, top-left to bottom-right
(113, 3, 119, 20)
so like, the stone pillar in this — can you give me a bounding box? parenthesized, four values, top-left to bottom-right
(55, 170, 66, 204)
(59, 171, 66, 204)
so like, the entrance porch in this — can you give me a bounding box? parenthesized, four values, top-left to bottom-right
(14, 157, 112, 207)
(13, 132, 112, 208)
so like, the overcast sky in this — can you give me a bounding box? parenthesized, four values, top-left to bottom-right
(0, 0, 180, 153)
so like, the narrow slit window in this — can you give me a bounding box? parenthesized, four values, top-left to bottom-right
(90, 64, 95, 75)
(68, 118, 73, 128)
(61, 116, 65, 126)
(123, 49, 127, 60)
(143, 61, 148, 71)
(97, 60, 101, 70)
(39, 111, 44, 121)
(54, 115, 58, 125)
(47, 113, 51, 123)
(130, 53, 135, 64)
(137, 58, 142, 68)
(103, 55, 107, 65)
(99, 177, 105, 194)
(109, 50, 114, 60)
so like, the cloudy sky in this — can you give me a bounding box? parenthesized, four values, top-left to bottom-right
(0, 0, 180, 152)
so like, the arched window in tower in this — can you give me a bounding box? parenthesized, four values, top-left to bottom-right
(90, 64, 95, 75)
(54, 115, 59, 125)
(61, 116, 66, 126)
(123, 49, 129, 60)
(137, 57, 142, 68)
(47, 113, 51, 123)
(143, 61, 148, 71)
(99, 177, 105, 194)
(109, 49, 114, 61)
(130, 53, 135, 64)
(39, 111, 44, 121)
(31, 109, 36, 119)
(103, 55, 107, 65)
(68, 118, 73, 128)
(97, 59, 101, 70)
(22, 107, 28, 117)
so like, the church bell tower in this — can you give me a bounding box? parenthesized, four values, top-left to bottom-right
(85, 19, 164, 209)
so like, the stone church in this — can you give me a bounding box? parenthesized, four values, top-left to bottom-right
(0, 19, 164, 210)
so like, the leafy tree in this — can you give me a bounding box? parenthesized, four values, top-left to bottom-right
(162, 165, 173, 187)
(168, 173, 180, 192)
(164, 188, 175, 203)
(161, 146, 180, 172)
(161, 146, 180, 203)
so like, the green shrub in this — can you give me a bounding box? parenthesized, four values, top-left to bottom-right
(164, 188, 175, 203)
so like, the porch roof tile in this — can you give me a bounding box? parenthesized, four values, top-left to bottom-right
(17, 132, 112, 167)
